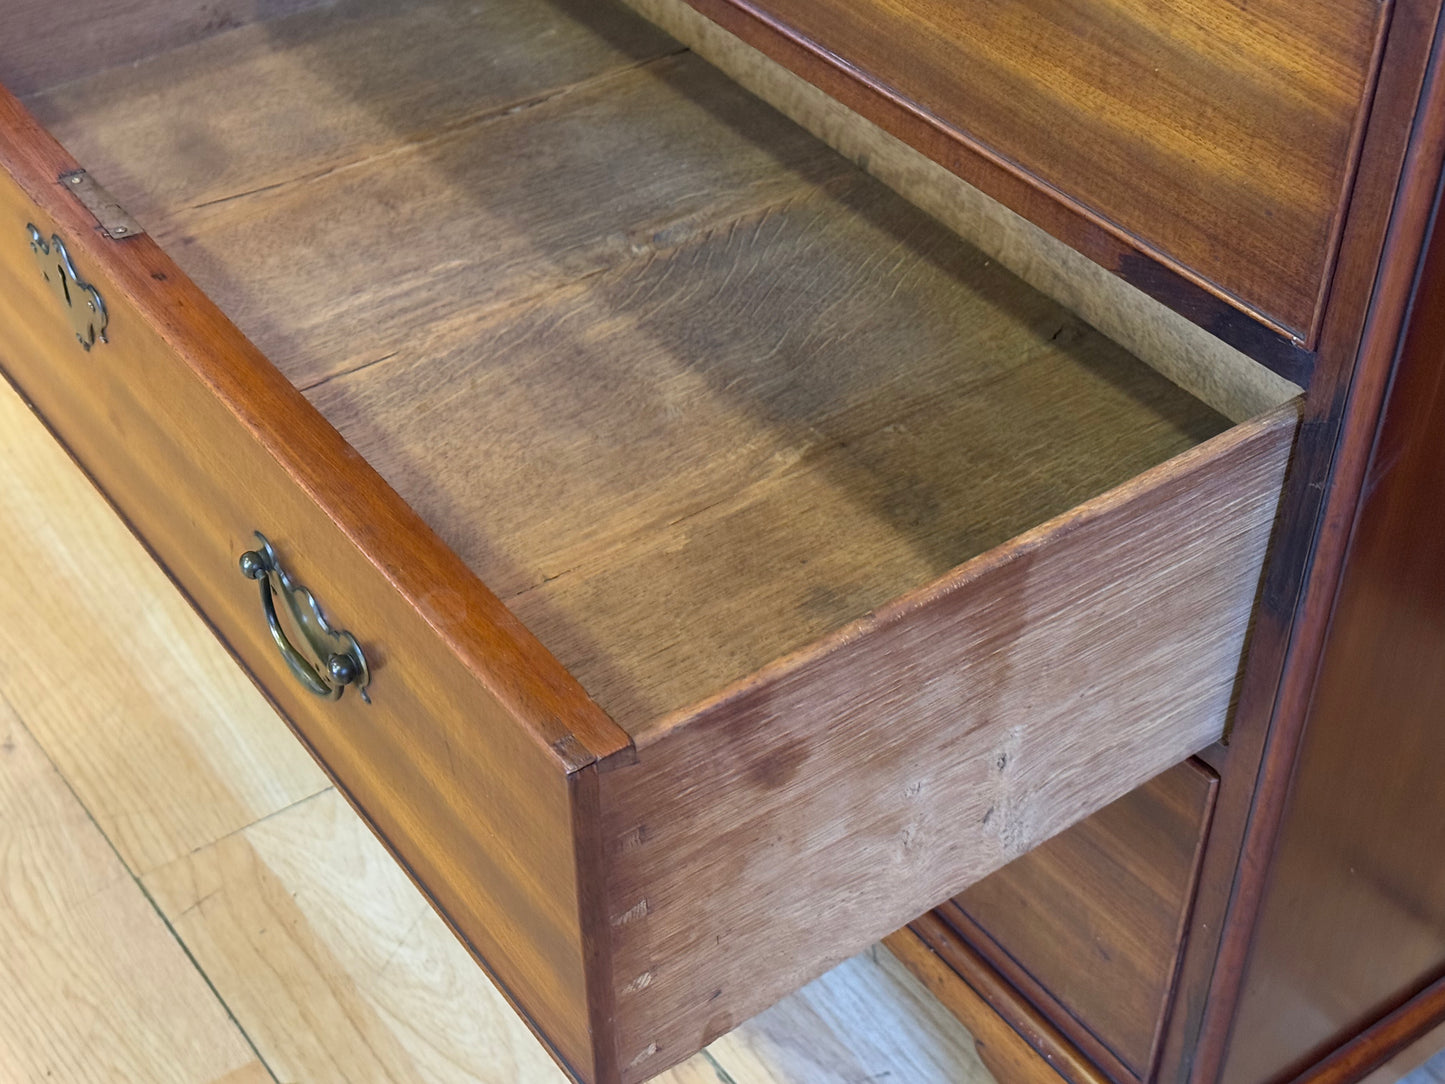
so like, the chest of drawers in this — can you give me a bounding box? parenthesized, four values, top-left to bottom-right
(1, 2, 1441, 1083)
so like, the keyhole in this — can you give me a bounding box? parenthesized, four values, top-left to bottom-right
(56, 262, 71, 306)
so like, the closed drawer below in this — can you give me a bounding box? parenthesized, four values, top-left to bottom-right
(0, 1, 1298, 1081)
(949, 759, 1219, 1082)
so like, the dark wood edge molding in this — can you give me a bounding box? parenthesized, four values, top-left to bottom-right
(1288, 972, 1445, 1084)
(940, 904, 1138, 1084)
(1304, 0, 1397, 349)
(0, 82, 633, 773)
(673, 0, 1319, 381)
(1148, 766, 1222, 1083)
(889, 916, 1108, 1084)
(1174, 5, 1445, 1082)
(571, 765, 622, 1083)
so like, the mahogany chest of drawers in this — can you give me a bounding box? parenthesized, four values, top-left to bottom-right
(1, 1, 1441, 1082)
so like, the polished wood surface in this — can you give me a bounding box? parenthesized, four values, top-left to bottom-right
(0, 347, 327, 879)
(1146, 9, 1445, 1084)
(620, 0, 1301, 426)
(1363, 1034, 1445, 1084)
(0, 89, 629, 1080)
(953, 761, 1217, 1080)
(0, 371, 995, 1084)
(1180, 5, 1445, 1079)
(600, 405, 1295, 1081)
(1288, 978, 1445, 1084)
(894, 914, 1111, 1084)
(666, 0, 1383, 352)
(0, 3, 1307, 1077)
(1218, 104, 1445, 1083)
(27, 0, 1251, 736)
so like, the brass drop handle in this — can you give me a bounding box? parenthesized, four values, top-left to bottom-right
(238, 532, 371, 703)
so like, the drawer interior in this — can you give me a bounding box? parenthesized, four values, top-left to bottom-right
(20, 0, 1294, 740)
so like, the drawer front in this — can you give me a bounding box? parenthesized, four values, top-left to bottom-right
(0, 90, 629, 1082)
(954, 760, 1219, 1081)
(670, 0, 1383, 349)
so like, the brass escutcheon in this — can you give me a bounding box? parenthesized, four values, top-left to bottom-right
(28, 225, 108, 351)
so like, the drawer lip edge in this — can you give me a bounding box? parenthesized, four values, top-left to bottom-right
(640, 397, 1304, 751)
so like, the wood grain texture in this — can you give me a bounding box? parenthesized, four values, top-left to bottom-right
(139, 789, 997, 1084)
(619, 0, 1302, 424)
(0, 0, 333, 96)
(1156, 4, 1445, 1080)
(0, 5, 1316, 1077)
(1286, 976, 1445, 1084)
(24, 0, 679, 216)
(26, 1, 843, 390)
(1221, 118, 1445, 1084)
(953, 761, 1217, 1080)
(144, 788, 582, 1084)
(0, 372, 994, 1084)
(26, 0, 1246, 742)
(888, 918, 1104, 1084)
(664, 0, 1384, 346)
(0, 87, 629, 1081)
(0, 698, 270, 1084)
(0, 363, 327, 876)
(598, 404, 1297, 1082)
(136, 784, 994, 1084)
(314, 174, 1229, 735)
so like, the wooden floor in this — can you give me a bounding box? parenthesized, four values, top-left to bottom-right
(0, 376, 992, 1080)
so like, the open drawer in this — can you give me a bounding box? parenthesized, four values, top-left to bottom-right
(0, 1, 1299, 1081)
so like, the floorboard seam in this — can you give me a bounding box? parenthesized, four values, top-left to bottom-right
(0, 686, 287, 1084)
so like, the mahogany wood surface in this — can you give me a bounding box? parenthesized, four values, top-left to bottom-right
(0, 88, 630, 1082)
(1176, 5, 1445, 1082)
(892, 915, 1109, 1084)
(1359, 1016, 1445, 1084)
(1287, 975, 1445, 1084)
(667, 0, 1384, 355)
(599, 406, 1295, 1081)
(951, 761, 1218, 1081)
(1217, 97, 1445, 1082)
(0, 2, 1327, 1080)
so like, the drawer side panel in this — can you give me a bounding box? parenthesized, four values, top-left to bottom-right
(0, 90, 627, 1082)
(599, 402, 1298, 1083)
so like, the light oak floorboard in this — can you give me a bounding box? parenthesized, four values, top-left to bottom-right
(142, 788, 990, 1084)
(0, 696, 270, 1083)
(0, 380, 327, 875)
